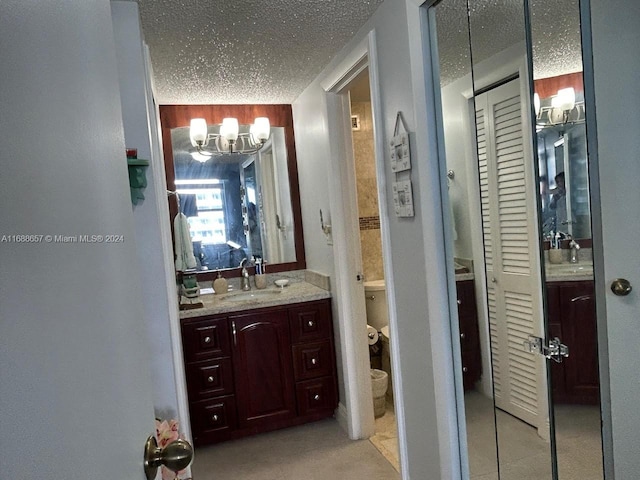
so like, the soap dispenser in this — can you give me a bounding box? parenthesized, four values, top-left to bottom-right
(212, 271, 228, 294)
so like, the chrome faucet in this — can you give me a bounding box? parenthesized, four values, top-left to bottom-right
(569, 238, 580, 264)
(240, 258, 251, 291)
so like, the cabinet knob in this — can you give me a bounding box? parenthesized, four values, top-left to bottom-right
(207, 376, 215, 383)
(211, 415, 219, 422)
(308, 320, 314, 327)
(457, 299, 462, 305)
(460, 333, 465, 339)
(204, 336, 211, 344)
(314, 394, 320, 401)
(311, 358, 317, 365)
(463, 367, 468, 373)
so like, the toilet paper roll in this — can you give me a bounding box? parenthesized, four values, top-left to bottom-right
(367, 324, 379, 345)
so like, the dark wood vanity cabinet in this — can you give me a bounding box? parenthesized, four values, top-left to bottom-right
(456, 280, 482, 390)
(182, 299, 338, 446)
(546, 281, 599, 404)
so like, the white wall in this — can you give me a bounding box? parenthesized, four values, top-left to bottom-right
(0, 0, 155, 477)
(111, 1, 188, 430)
(293, 0, 459, 477)
(440, 74, 475, 260)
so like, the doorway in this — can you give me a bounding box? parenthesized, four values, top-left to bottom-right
(427, 0, 605, 478)
(346, 68, 400, 471)
(321, 31, 405, 474)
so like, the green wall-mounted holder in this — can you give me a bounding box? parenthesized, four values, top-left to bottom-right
(127, 158, 149, 205)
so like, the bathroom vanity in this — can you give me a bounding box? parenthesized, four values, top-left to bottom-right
(180, 282, 338, 446)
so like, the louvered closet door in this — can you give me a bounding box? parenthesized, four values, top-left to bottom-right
(476, 79, 545, 430)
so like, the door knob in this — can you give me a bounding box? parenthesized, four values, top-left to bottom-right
(144, 435, 194, 480)
(611, 278, 632, 296)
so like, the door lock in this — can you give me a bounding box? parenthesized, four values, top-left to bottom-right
(524, 335, 569, 363)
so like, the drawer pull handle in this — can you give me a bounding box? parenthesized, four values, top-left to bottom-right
(460, 333, 465, 339)
(308, 320, 314, 327)
(463, 367, 468, 373)
(314, 394, 320, 401)
(311, 358, 317, 365)
(204, 336, 212, 344)
(207, 376, 215, 383)
(212, 415, 219, 422)
(231, 321, 237, 347)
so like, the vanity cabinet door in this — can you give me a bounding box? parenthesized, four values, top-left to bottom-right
(546, 281, 598, 404)
(230, 310, 296, 429)
(456, 280, 482, 390)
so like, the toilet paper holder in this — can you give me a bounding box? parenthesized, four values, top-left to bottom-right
(367, 324, 379, 345)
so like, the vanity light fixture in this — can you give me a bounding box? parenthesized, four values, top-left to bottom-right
(189, 117, 270, 161)
(535, 87, 584, 128)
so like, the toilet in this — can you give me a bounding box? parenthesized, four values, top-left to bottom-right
(364, 280, 393, 405)
(364, 280, 388, 331)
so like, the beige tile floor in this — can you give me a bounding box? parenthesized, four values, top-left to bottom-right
(366, 391, 604, 480)
(190, 392, 603, 480)
(464, 390, 604, 480)
(369, 401, 401, 472)
(190, 418, 400, 480)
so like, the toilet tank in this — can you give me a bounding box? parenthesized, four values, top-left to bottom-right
(364, 280, 389, 331)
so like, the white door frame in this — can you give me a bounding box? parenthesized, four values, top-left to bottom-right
(321, 29, 409, 470)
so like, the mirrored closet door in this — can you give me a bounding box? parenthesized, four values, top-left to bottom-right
(427, 0, 603, 478)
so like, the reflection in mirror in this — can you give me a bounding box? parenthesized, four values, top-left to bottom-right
(161, 105, 305, 279)
(429, 0, 499, 478)
(432, 0, 604, 476)
(466, 1, 556, 478)
(529, 0, 603, 478)
(171, 126, 295, 272)
(534, 75, 591, 241)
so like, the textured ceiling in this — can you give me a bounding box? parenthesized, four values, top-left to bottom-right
(136, 0, 384, 104)
(136, 0, 583, 105)
(435, 0, 583, 86)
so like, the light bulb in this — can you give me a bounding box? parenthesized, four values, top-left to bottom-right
(220, 118, 239, 142)
(190, 118, 208, 147)
(252, 117, 270, 142)
(553, 87, 576, 111)
(533, 93, 540, 116)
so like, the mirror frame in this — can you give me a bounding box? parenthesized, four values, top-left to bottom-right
(160, 104, 306, 280)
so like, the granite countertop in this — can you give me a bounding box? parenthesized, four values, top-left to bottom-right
(455, 272, 475, 282)
(180, 276, 331, 319)
(545, 263, 594, 282)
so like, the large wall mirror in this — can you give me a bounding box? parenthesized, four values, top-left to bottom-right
(161, 105, 305, 279)
(429, 0, 602, 478)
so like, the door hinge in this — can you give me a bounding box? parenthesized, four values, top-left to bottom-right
(524, 335, 569, 363)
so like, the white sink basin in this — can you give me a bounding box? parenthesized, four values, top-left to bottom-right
(223, 290, 282, 302)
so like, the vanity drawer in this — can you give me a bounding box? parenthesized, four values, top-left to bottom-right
(289, 300, 332, 344)
(190, 395, 238, 444)
(185, 358, 234, 400)
(292, 340, 334, 381)
(456, 280, 477, 318)
(182, 316, 231, 362)
(295, 376, 337, 416)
